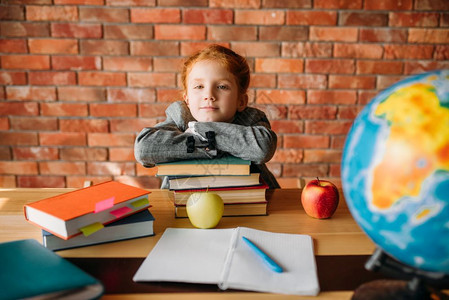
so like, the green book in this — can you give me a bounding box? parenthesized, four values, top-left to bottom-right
(156, 155, 251, 176)
(0, 239, 104, 300)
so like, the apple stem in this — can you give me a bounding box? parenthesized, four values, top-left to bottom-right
(316, 177, 320, 186)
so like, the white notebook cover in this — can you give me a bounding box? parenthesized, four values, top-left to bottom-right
(133, 227, 319, 296)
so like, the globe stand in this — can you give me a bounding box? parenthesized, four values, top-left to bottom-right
(352, 248, 449, 300)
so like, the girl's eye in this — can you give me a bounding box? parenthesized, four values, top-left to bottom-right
(217, 85, 229, 90)
(194, 85, 203, 89)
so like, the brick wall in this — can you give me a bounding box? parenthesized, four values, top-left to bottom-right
(1, 0, 448, 189)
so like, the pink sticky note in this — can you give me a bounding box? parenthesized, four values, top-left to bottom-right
(95, 197, 115, 213)
(110, 206, 132, 218)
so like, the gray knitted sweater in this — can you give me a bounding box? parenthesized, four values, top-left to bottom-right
(134, 101, 280, 189)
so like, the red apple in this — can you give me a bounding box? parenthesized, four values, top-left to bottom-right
(301, 178, 339, 219)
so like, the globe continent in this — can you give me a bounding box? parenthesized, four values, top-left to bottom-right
(341, 69, 449, 274)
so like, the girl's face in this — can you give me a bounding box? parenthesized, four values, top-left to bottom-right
(184, 60, 247, 123)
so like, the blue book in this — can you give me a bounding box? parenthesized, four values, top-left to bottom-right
(43, 209, 155, 251)
(0, 239, 103, 299)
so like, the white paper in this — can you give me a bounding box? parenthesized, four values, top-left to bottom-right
(133, 227, 320, 296)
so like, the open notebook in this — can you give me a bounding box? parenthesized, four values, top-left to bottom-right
(133, 227, 319, 296)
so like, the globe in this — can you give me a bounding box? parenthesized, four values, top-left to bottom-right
(341, 69, 449, 274)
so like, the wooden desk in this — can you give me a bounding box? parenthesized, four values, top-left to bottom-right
(0, 188, 379, 299)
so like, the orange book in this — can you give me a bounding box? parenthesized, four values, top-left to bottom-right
(24, 181, 151, 240)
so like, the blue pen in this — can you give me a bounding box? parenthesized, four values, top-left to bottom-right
(242, 236, 283, 273)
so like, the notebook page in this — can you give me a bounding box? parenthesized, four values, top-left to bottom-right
(219, 227, 320, 296)
(133, 228, 233, 284)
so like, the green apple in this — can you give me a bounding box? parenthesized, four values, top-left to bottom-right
(186, 192, 224, 229)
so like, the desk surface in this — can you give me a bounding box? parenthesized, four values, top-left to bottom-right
(0, 188, 378, 299)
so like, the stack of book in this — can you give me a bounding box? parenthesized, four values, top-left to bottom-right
(156, 156, 269, 217)
(24, 181, 155, 251)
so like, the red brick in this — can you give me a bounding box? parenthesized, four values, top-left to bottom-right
(287, 11, 336, 25)
(41, 103, 88, 116)
(131, 8, 180, 23)
(153, 57, 184, 72)
(26, 5, 78, 21)
(305, 59, 354, 74)
(87, 162, 136, 175)
(104, 24, 153, 39)
(283, 135, 329, 149)
(139, 103, 169, 117)
(79, 72, 127, 86)
(65, 176, 113, 188)
(331, 135, 347, 149)
(0, 39, 27, 53)
(1, 55, 50, 70)
(0, 22, 49, 37)
(0, 118, 8, 130)
(282, 42, 332, 58)
(404, 61, 449, 75)
(289, 105, 337, 120)
(58, 87, 106, 101)
(160, 0, 207, 5)
(79, 7, 129, 22)
(40, 161, 86, 175)
(155, 25, 206, 40)
(0, 161, 38, 174)
(18, 176, 65, 188)
(210, 0, 259, 8)
(249, 74, 276, 88)
(310, 27, 358, 42)
(0, 102, 39, 116)
(60, 119, 109, 133)
(329, 164, 341, 177)
(270, 120, 303, 134)
(0, 71, 26, 85)
(357, 60, 403, 75)
(278, 74, 327, 89)
(51, 23, 102, 38)
(255, 58, 303, 73)
(131, 41, 179, 56)
(263, 0, 311, 8)
(364, 0, 412, 10)
(307, 90, 357, 105)
(259, 26, 308, 41)
(39, 132, 86, 146)
(329, 75, 376, 89)
(55, 0, 104, 4)
(10, 117, 57, 131)
(52, 56, 101, 70)
(6, 86, 56, 101)
(339, 12, 388, 26)
(415, 0, 448, 10)
(256, 90, 305, 105)
(358, 91, 378, 105)
(440, 13, 449, 27)
(0, 176, 16, 188)
(305, 120, 353, 134)
(384, 45, 434, 59)
(60, 147, 108, 161)
(377, 75, 407, 90)
(0, 132, 38, 146)
(208, 26, 257, 41)
(156, 89, 183, 102)
(334, 43, 383, 59)
(283, 163, 328, 178)
(409, 29, 449, 44)
(29, 71, 76, 85)
(183, 9, 233, 24)
(359, 28, 407, 42)
(338, 106, 364, 119)
(108, 88, 155, 103)
(314, 0, 362, 9)
(271, 149, 303, 163)
(89, 103, 137, 117)
(104, 57, 152, 71)
(128, 73, 176, 87)
(80, 40, 129, 55)
(304, 149, 342, 163)
(389, 12, 439, 27)
(110, 147, 135, 161)
(235, 10, 284, 25)
(0, 5, 24, 21)
(111, 118, 157, 132)
(106, 0, 156, 6)
(231, 42, 280, 57)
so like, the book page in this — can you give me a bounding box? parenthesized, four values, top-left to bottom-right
(219, 227, 320, 296)
(133, 228, 233, 284)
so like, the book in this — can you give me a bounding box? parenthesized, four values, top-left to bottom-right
(173, 183, 268, 205)
(175, 202, 267, 218)
(156, 155, 251, 176)
(0, 239, 104, 299)
(133, 227, 319, 296)
(24, 181, 151, 240)
(168, 173, 260, 190)
(43, 209, 155, 251)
